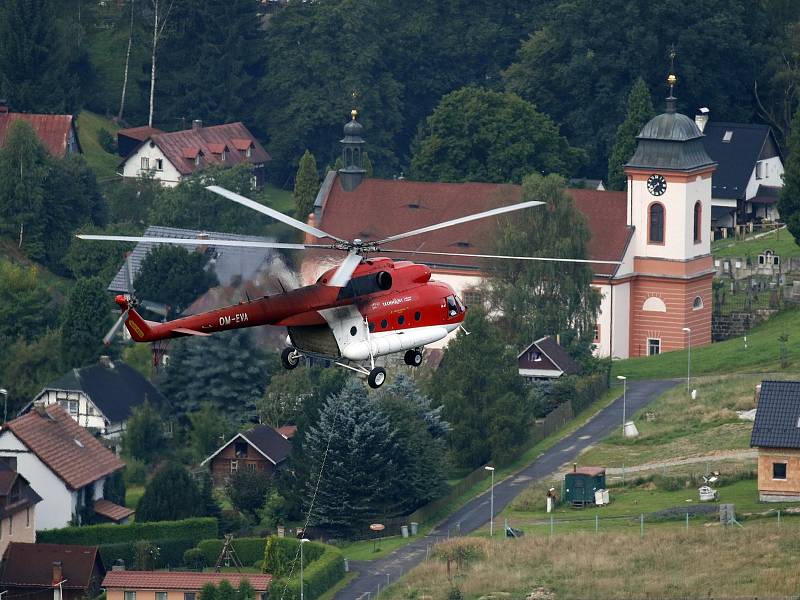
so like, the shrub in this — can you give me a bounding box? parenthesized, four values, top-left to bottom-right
(266, 541, 344, 600)
(197, 537, 267, 567)
(38, 517, 218, 545)
(98, 538, 196, 570)
(98, 128, 117, 153)
(136, 463, 204, 522)
(263, 537, 324, 578)
(183, 547, 207, 570)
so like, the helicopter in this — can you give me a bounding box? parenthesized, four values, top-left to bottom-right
(79, 185, 619, 388)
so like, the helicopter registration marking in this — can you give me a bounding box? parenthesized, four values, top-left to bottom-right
(219, 313, 249, 326)
(371, 296, 412, 310)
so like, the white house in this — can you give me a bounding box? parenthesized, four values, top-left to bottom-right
(0, 405, 128, 530)
(117, 120, 270, 187)
(28, 357, 168, 439)
(697, 112, 784, 231)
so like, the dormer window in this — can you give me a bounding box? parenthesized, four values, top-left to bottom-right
(195, 154, 201, 166)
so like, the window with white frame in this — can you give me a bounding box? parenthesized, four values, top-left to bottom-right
(647, 338, 661, 356)
(756, 161, 764, 179)
(58, 399, 78, 416)
(155, 158, 163, 171)
(230, 460, 238, 473)
(140, 156, 150, 170)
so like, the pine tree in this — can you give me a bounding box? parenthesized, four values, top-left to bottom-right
(59, 277, 115, 368)
(160, 330, 268, 421)
(429, 307, 529, 468)
(293, 150, 319, 221)
(303, 380, 398, 532)
(123, 400, 167, 464)
(780, 103, 800, 243)
(607, 78, 656, 190)
(490, 173, 601, 360)
(199, 471, 222, 521)
(136, 463, 204, 522)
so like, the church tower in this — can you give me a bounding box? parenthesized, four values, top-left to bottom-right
(338, 109, 366, 192)
(624, 69, 716, 356)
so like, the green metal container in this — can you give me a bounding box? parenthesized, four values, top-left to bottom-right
(564, 467, 606, 506)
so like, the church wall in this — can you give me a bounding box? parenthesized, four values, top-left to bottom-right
(595, 283, 612, 358)
(611, 280, 630, 359)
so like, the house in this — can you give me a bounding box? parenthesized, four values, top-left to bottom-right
(750, 380, 800, 502)
(0, 543, 105, 600)
(102, 569, 271, 600)
(0, 101, 81, 157)
(0, 404, 128, 530)
(26, 357, 168, 439)
(201, 424, 291, 486)
(117, 120, 270, 187)
(0, 461, 41, 557)
(116, 125, 162, 159)
(304, 84, 714, 359)
(518, 336, 581, 381)
(695, 110, 784, 232)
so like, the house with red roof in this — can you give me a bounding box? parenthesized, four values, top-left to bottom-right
(304, 90, 714, 359)
(0, 404, 129, 530)
(0, 101, 81, 157)
(0, 462, 41, 557)
(0, 542, 105, 600)
(102, 568, 271, 600)
(117, 120, 270, 187)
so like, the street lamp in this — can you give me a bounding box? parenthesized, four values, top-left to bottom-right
(300, 538, 310, 600)
(682, 327, 692, 393)
(0, 389, 7, 424)
(484, 466, 495, 537)
(616, 376, 627, 436)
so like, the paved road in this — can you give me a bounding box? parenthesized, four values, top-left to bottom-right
(335, 379, 677, 599)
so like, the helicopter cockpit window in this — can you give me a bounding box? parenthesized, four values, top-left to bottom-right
(446, 295, 459, 317)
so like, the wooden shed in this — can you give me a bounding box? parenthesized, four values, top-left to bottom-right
(564, 466, 606, 507)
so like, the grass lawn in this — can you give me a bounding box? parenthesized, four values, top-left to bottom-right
(125, 485, 144, 510)
(712, 226, 800, 259)
(610, 306, 800, 380)
(76, 111, 121, 178)
(339, 531, 428, 562)
(575, 373, 776, 468)
(383, 519, 800, 599)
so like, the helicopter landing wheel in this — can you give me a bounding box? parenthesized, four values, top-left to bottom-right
(404, 349, 423, 367)
(367, 367, 387, 389)
(281, 348, 300, 370)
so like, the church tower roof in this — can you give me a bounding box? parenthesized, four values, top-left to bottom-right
(626, 70, 715, 172)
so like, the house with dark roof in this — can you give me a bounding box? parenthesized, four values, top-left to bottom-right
(518, 336, 581, 381)
(0, 101, 81, 157)
(102, 568, 271, 600)
(28, 357, 168, 439)
(303, 89, 714, 359)
(117, 120, 269, 187)
(0, 405, 128, 530)
(0, 462, 41, 557)
(695, 111, 784, 230)
(201, 424, 291, 486)
(750, 380, 800, 502)
(0, 542, 105, 600)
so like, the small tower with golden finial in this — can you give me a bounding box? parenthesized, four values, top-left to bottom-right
(666, 45, 678, 113)
(339, 108, 366, 192)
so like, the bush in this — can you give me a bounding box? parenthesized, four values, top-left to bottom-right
(197, 537, 267, 567)
(98, 128, 117, 153)
(183, 547, 207, 570)
(98, 538, 196, 570)
(123, 457, 148, 486)
(136, 463, 204, 522)
(266, 541, 344, 600)
(263, 537, 324, 578)
(38, 517, 218, 545)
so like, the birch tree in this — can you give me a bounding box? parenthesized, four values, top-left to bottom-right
(147, 0, 174, 127)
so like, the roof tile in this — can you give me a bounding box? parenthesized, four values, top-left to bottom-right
(102, 571, 271, 591)
(0, 113, 75, 157)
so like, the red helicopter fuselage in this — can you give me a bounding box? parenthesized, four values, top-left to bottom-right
(119, 257, 466, 361)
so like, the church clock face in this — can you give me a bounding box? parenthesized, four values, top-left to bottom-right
(647, 174, 667, 196)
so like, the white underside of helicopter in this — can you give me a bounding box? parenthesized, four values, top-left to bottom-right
(316, 306, 457, 361)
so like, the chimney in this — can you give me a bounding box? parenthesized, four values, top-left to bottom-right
(34, 400, 46, 416)
(52, 561, 63, 586)
(0, 99, 8, 114)
(695, 107, 709, 133)
(112, 559, 126, 572)
(573, 463, 577, 472)
(192, 119, 203, 131)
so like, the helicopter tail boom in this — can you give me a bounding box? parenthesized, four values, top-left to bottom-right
(114, 295, 159, 342)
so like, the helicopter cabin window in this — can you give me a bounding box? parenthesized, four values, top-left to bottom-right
(368, 322, 375, 332)
(398, 315, 405, 325)
(350, 326, 357, 336)
(414, 311, 421, 321)
(235, 442, 248, 458)
(380, 319, 388, 329)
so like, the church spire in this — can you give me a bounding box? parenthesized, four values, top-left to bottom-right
(665, 45, 677, 114)
(339, 109, 366, 192)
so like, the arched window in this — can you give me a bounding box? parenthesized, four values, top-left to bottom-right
(648, 203, 665, 244)
(693, 296, 703, 310)
(642, 297, 667, 312)
(693, 201, 702, 243)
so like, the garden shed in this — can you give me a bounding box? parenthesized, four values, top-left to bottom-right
(564, 466, 606, 506)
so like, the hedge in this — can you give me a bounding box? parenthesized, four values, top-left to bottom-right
(263, 537, 325, 578)
(98, 538, 196, 570)
(265, 539, 344, 600)
(38, 517, 218, 545)
(196, 537, 268, 567)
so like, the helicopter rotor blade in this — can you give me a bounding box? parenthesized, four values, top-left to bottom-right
(78, 234, 336, 251)
(328, 251, 363, 287)
(125, 251, 135, 295)
(380, 248, 622, 265)
(372, 200, 545, 246)
(205, 186, 349, 244)
(140, 300, 170, 317)
(103, 308, 130, 347)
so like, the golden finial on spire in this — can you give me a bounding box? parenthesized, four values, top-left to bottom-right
(351, 109, 358, 120)
(667, 73, 677, 87)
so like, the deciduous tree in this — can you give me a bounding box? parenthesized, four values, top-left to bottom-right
(133, 245, 218, 314)
(225, 469, 271, 520)
(123, 399, 167, 464)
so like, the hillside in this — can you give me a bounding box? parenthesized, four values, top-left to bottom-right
(76, 111, 122, 179)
